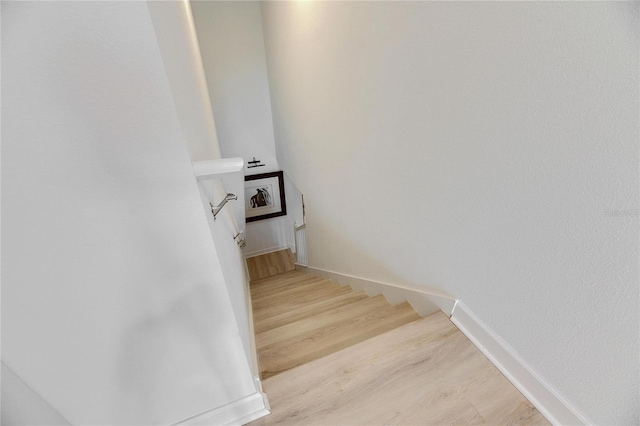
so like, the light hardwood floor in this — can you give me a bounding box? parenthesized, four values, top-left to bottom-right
(247, 251, 548, 425)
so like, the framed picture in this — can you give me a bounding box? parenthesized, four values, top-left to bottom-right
(244, 171, 287, 222)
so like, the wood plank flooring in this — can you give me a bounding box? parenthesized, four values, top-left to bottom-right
(247, 251, 548, 425)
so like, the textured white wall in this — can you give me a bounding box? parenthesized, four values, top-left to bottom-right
(261, 2, 639, 424)
(2, 2, 256, 424)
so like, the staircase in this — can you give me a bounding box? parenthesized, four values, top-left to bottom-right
(251, 270, 421, 379)
(247, 250, 548, 425)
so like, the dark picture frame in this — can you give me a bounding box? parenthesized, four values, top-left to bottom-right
(244, 171, 287, 223)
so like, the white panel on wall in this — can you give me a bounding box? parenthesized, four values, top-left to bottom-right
(261, 2, 639, 424)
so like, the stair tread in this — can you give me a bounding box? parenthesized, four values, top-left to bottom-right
(254, 288, 370, 334)
(253, 312, 548, 425)
(251, 277, 336, 303)
(251, 271, 420, 378)
(246, 254, 548, 426)
(251, 277, 326, 298)
(252, 279, 350, 310)
(250, 270, 320, 290)
(257, 294, 392, 348)
(250, 270, 423, 378)
(258, 300, 420, 378)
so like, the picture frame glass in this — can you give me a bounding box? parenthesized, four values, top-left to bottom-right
(245, 178, 281, 218)
(244, 171, 287, 222)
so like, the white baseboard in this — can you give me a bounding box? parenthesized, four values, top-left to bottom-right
(173, 392, 270, 426)
(450, 302, 591, 426)
(303, 266, 457, 316)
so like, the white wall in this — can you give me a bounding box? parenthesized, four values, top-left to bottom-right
(261, 2, 639, 424)
(191, 1, 277, 175)
(2, 2, 256, 424)
(190, 1, 303, 258)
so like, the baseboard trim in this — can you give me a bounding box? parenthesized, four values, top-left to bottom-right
(304, 266, 457, 316)
(450, 302, 591, 426)
(173, 392, 270, 426)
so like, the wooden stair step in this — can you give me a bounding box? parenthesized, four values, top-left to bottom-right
(252, 312, 548, 425)
(252, 279, 351, 311)
(251, 276, 322, 301)
(250, 275, 329, 301)
(256, 294, 392, 348)
(253, 288, 370, 334)
(258, 300, 421, 378)
(250, 270, 320, 292)
(246, 252, 548, 426)
(252, 285, 365, 324)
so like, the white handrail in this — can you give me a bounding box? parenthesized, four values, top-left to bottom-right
(193, 157, 243, 180)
